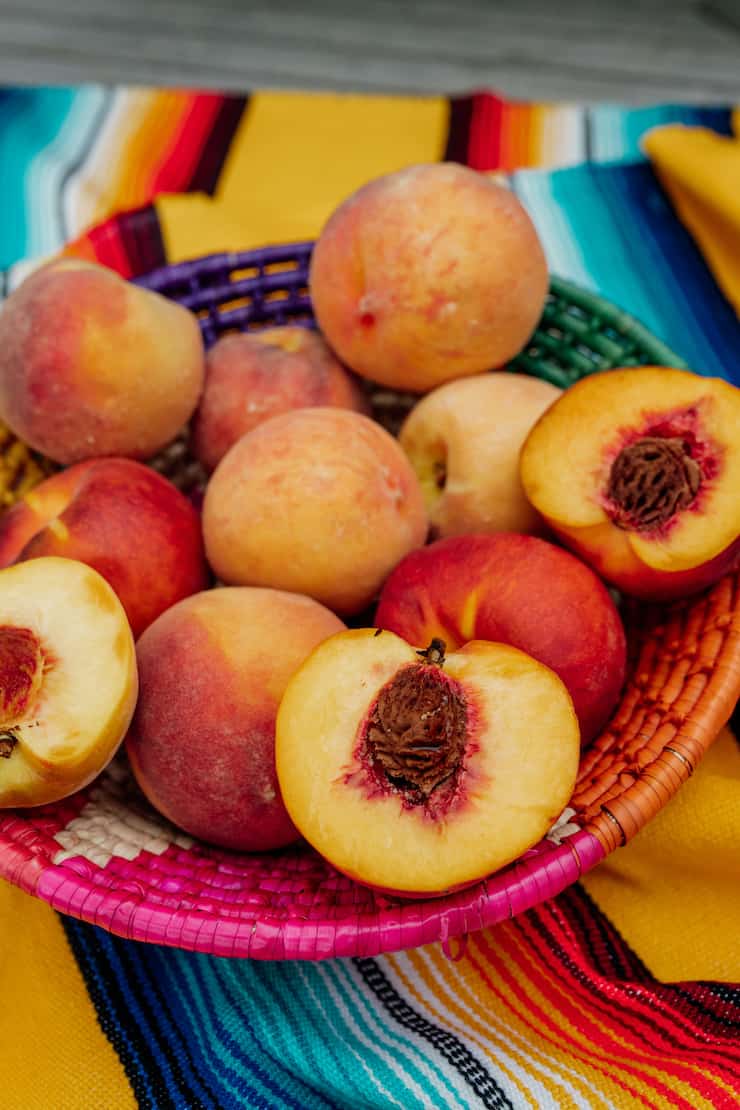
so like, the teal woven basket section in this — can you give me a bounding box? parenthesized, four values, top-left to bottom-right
(510, 275, 690, 386)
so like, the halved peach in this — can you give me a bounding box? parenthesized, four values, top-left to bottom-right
(519, 367, 740, 600)
(276, 628, 579, 896)
(0, 557, 137, 807)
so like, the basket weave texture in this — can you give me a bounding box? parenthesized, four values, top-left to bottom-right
(0, 243, 738, 960)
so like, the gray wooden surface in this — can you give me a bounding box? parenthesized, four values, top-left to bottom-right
(0, 0, 738, 103)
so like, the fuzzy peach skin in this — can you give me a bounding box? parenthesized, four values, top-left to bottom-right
(400, 371, 561, 538)
(191, 326, 369, 472)
(519, 367, 740, 601)
(0, 458, 208, 637)
(202, 407, 428, 614)
(0, 259, 204, 464)
(0, 557, 137, 808)
(276, 628, 579, 896)
(309, 163, 549, 393)
(374, 533, 627, 746)
(126, 587, 344, 852)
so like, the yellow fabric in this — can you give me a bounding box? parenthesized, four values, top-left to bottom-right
(643, 114, 740, 315)
(157, 90, 449, 261)
(582, 726, 740, 982)
(0, 883, 136, 1110)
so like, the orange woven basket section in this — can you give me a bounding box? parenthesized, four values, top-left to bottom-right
(0, 243, 737, 960)
(575, 579, 739, 852)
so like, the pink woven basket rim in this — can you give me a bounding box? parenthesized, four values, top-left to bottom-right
(0, 820, 604, 959)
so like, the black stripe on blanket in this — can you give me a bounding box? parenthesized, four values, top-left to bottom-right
(353, 956, 514, 1110)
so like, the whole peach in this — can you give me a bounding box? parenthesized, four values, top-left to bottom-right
(309, 163, 549, 393)
(375, 532, 627, 746)
(399, 371, 561, 538)
(0, 458, 208, 637)
(126, 587, 345, 851)
(202, 407, 428, 615)
(191, 326, 369, 472)
(0, 260, 204, 464)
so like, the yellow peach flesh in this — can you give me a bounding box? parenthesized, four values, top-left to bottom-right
(0, 557, 138, 807)
(276, 628, 579, 895)
(520, 367, 740, 569)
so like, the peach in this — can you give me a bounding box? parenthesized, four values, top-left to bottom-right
(374, 533, 626, 746)
(0, 260, 204, 464)
(126, 587, 344, 852)
(191, 326, 369, 472)
(0, 458, 208, 638)
(202, 407, 428, 615)
(0, 557, 137, 808)
(519, 367, 740, 600)
(399, 371, 561, 538)
(309, 163, 549, 393)
(276, 629, 579, 895)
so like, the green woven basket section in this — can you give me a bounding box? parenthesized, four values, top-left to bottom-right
(510, 276, 689, 387)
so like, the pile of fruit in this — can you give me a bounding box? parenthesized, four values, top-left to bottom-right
(0, 163, 737, 899)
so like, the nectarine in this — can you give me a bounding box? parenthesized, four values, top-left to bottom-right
(0, 557, 137, 808)
(276, 629, 579, 895)
(0, 458, 209, 638)
(309, 163, 549, 393)
(375, 533, 626, 746)
(126, 587, 345, 852)
(519, 367, 740, 600)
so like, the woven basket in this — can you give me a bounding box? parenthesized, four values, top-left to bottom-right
(0, 242, 738, 961)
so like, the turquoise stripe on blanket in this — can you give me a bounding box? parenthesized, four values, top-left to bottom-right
(514, 161, 739, 380)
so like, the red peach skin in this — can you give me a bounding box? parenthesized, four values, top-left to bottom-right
(0, 458, 208, 637)
(375, 533, 627, 746)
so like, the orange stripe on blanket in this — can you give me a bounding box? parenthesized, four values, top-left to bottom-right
(483, 921, 730, 1109)
(147, 92, 231, 198)
(465, 927, 649, 1106)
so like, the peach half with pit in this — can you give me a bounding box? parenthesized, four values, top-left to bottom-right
(276, 629, 579, 896)
(519, 367, 740, 600)
(0, 557, 137, 808)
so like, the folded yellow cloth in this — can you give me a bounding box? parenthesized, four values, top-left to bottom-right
(643, 109, 740, 315)
(157, 91, 448, 259)
(582, 725, 740, 982)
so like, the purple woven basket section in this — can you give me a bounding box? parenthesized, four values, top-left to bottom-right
(136, 242, 316, 347)
(0, 240, 706, 961)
